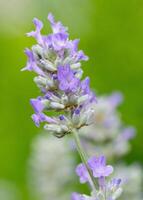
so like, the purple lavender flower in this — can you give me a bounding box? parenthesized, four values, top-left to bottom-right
(68, 39, 79, 53)
(32, 113, 56, 127)
(21, 48, 44, 76)
(81, 77, 90, 94)
(88, 155, 113, 178)
(81, 77, 96, 103)
(76, 163, 89, 183)
(48, 13, 68, 34)
(30, 98, 44, 113)
(27, 18, 44, 45)
(50, 33, 68, 52)
(57, 65, 80, 93)
(76, 50, 89, 62)
(75, 156, 113, 187)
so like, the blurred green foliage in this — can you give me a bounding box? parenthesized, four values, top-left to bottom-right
(0, 0, 143, 199)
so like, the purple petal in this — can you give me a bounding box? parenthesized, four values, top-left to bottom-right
(81, 77, 90, 95)
(32, 113, 56, 127)
(72, 39, 80, 51)
(68, 39, 80, 54)
(76, 163, 89, 183)
(99, 155, 106, 166)
(76, 50, 88, 61)
(48, 13, 55, 24)
(51, 33, 68, 51)
(57, 65, 79, 93)
(33, 18, 43, 30)
(21, 48, 45, 76)
(42, 113, 57, 124)
(27, 18, 44, 45)
(32, 113, 41, 127)
(47, 13, 68, 34)
(88, 155, 113, 178)
(30, 98, 44, 113)
(88, 156, 97, 169)
(59, 82, 69, 91)
(104, 165, 114, 176)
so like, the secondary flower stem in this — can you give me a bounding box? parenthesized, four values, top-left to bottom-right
(73, 129, 97, 191)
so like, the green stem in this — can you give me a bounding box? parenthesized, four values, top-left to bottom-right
(73, 129, 97, 191)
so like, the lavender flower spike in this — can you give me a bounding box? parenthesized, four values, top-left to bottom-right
(22, 13, 96, 137)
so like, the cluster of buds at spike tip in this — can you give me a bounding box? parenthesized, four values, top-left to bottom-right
(72, 155, 123, 200)
(22, 13, 96, 137)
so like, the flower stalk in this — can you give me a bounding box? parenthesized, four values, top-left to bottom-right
(73, 129, 97, 191)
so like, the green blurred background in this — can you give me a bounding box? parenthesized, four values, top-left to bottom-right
(0, 0, 143, 199)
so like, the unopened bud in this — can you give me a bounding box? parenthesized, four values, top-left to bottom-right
(50, 102, 65, 109)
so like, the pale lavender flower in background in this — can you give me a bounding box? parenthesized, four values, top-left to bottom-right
(114, 164, 143, 200)
(107, 92, 123, 108)
(28, 134, 75, 200)
(80, 92, 136, 159)
(119, 127, 135, 141)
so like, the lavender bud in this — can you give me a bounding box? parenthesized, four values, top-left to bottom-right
(77, 95, 89, 104)
(72, 109, 80, 126)
(50, 102, 65, 109)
